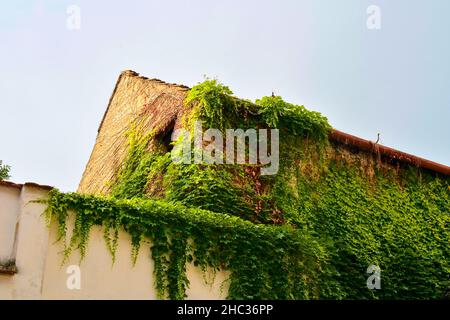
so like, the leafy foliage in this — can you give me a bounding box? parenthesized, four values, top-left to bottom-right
(292, 159, 450, 299)
(0, 160, 10, 180)
(45, 78, 450, 299)
(44, 189, 327, 300)
(256, 95, 331, 139)
(184, 78, 237, 131)
(184, 78, 331, 139)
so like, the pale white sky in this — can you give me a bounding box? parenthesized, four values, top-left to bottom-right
(1, 0, 449, 191)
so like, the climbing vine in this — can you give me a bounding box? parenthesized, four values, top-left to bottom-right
(45, 78, 450, 299)
(44, 189, 327, 299)
(292, 158, 450, 299)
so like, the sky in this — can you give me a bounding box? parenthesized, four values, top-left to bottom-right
(0, 0, 449, 192)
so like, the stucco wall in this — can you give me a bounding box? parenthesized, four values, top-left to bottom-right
(42, 217, 228, 300)
(0, 183, 51, 299)
(0, 184, 20, 262)
(0, 182, 228, 300)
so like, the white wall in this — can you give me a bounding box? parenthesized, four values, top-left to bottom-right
(0, 182, 228, 300)
(0, 184, 20, 262)
(0, 183, 50, 299)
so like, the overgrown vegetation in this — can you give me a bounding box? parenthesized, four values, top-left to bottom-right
(46, 78, 450, 299)
(293, 154, 450, 299)
(44, 189, 327, 299)
(0, 160, 10, 180)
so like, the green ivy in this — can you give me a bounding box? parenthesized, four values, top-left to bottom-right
(256, 95, 331, 140)
(44, 189, 327, 300)
(45, 78, 450, 299)
(292, 160, 450, 299)
(184, 78, 331, 138)
(184, 78, 237, 131)
(0, 160, 10, 180)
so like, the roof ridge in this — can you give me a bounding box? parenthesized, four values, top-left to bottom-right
(0, 180, 53, 190)
(120, 70, 190, 90)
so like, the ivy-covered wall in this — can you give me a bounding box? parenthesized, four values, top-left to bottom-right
(47, 78, 450, 299)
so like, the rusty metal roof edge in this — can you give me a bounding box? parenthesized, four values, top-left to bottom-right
(329, 129, 450, 176)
